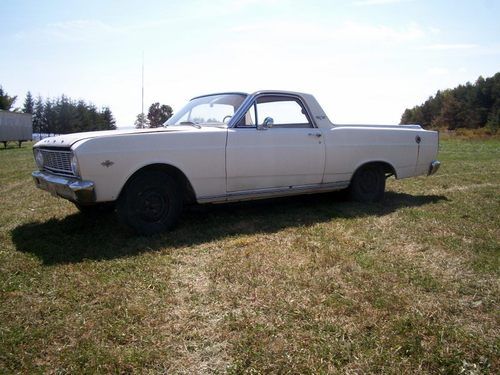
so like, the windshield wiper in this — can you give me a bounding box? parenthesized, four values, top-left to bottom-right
(180, 121, 202, 129)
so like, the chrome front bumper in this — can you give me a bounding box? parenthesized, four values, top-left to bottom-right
(32, 171, 95, 204)
(428, 160, 441, 176)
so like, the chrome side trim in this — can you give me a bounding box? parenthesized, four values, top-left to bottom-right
(32, 171, 95, 204)
(428, 160, 441, 176)
(197, 181, 350, 204)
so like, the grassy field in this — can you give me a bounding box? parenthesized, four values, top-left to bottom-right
(0, 139, 499, 374)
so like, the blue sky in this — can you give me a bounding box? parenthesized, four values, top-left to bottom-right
(1, 0, 499, 127)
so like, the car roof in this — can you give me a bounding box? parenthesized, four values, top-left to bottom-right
(190, 90, 311, 101)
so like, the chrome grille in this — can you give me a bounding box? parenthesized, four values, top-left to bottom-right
(40, 149, 74, 176)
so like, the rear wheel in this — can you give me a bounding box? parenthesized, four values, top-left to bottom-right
(349, 164, 386, 203)
(116, 171, 183, 235)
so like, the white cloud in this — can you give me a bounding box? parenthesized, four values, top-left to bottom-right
(232, 20, 425, 44)
(353, 0, 414, 6)
(49, 20, 125, 41)
(426, 67, 449, 76)
(15, 19, 125, 42)
(420, 43, 478, 50)
(334, 21, 424, 42)
(428, 26, 441, 34)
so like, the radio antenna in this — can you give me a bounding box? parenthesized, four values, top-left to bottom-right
(141, 51, 145, 116)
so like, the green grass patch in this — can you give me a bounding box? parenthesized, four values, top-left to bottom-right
(0, 140, 499, 373)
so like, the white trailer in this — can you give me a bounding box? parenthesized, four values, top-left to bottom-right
(0, 111, 32, 147)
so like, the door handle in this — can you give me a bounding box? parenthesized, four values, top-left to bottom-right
(308, 132, 322, 137)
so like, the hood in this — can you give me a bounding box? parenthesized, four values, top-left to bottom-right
(34, 127, 190, 148)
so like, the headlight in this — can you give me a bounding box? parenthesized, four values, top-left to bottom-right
(71, 153, 80, 176)
(34, 149, 44, 168)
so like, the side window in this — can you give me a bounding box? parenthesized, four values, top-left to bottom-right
(256, 96, 312, 128)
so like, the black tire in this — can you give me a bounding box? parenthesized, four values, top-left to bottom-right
(75, 202, 115, 214)
(349, 164, 386, 203)
(116, 171, 183, 235)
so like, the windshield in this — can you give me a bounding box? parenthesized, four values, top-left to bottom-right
(165, 93, 247, 127)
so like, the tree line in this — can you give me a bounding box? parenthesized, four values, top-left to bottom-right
(1, 85, 116, 135)
(400, 72, 500, 133)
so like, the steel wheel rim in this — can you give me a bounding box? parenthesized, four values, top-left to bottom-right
(136, 189, 169, 222)
(359, 169, 379, 195)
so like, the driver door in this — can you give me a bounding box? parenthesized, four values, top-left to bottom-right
(226, 95, 325, 192)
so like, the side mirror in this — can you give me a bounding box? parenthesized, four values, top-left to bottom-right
(257, 117, 274, 130)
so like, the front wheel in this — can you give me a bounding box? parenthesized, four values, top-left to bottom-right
(116, 171, 183, 235)
(349, 164, 386, 203)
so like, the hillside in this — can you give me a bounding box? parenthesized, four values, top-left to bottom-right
(400, 73, 500, 133)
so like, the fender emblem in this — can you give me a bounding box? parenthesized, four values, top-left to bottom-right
(101, 160, 114, 168)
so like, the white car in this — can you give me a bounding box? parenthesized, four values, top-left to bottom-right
(32, 90, 440, 234)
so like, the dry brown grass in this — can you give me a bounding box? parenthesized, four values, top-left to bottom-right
(0, 139, 499, 373)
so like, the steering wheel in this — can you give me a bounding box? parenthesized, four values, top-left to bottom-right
(222, 115, 232, 123)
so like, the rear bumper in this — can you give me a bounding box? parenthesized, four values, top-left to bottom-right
(428, 160, 441, 176)
(32, 171, 95, 204)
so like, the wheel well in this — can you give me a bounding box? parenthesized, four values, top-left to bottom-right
(120, 164, 197, 204)
(352, 161, 396, 181)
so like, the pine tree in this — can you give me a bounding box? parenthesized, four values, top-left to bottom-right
(135, 113, 149, 129)
(87, 104, 99, 131)
(434, 92, 461, 130)
(23, 91, 34, 114)
(0, 85, 17, 110)
(10, 90, 120, 135)
(43, 99, 58, 136)
(55, 95, 79, 134)
(101, 107, 117, 130)
(33, 96, 45, 137)
(76, 100, 88, 132)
